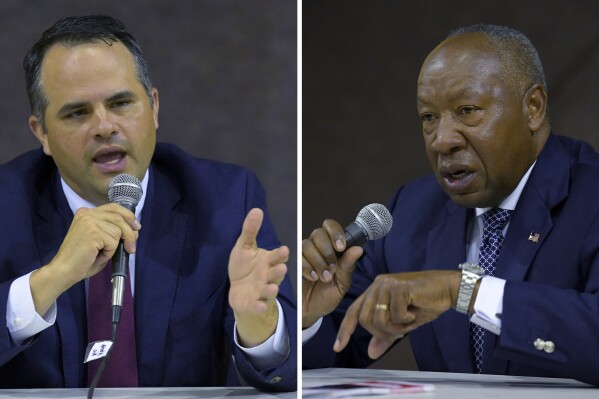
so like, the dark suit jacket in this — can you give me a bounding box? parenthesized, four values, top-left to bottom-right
(0, 143, 296, 391)
(304, 134, 599, 386)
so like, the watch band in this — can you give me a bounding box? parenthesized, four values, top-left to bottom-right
(456, 263, 485, 314)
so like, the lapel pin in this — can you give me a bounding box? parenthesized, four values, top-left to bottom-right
(528, 232, 540, 243)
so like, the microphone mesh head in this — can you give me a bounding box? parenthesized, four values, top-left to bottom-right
(356, 203, 393, 240)
(108, 174, 143, 206)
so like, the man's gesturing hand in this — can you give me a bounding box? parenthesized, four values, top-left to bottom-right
(334, 270, 461, 359)
(228, 208, 289, 347)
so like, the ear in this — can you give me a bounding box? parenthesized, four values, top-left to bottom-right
(29, 115, 52, 156)
(523, 84, 547, 133)
(151, 87, 159, 130)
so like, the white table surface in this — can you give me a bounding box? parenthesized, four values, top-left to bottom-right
(303, 368, 597, 398)
(0, 386, 297, 399)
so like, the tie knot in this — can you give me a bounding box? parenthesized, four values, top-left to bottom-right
(482, 208, 513, 233)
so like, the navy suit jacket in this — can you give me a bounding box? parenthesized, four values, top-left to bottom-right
(304, 134, 599, 386)
(0, 143, 296, 391)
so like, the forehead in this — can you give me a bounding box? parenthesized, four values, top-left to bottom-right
(39, 41, 139, 102)
(41, 40, 136, 75)
(417, 35, 506, 101)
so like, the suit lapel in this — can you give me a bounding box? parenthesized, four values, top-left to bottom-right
(426, 202, 475, 373)
(33, 172, 87, 387)
(33, 173, 73, 266)
(486, 135, 569, 374)
(134, 165, 190, 385)
(496, 136, 569, 282)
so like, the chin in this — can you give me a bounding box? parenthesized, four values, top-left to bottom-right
(448, 192, 492, 209)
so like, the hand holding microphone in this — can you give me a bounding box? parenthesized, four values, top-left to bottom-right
(303, 204, 392, 282)
(29, 175, 142, 320)
(302, 204, 392, 328)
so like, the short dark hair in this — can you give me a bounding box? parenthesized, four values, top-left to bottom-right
(447, 24, 547, 98)
(23, 15, 153, 127)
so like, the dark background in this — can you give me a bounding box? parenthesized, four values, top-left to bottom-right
(303, 0, 599, 370)
(0, 1, 297, 287)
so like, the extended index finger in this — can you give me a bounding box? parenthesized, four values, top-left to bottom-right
(236, 208, 263, 248)
(333, 295, 364, 352)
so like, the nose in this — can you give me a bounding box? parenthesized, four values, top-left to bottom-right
(92, 107, 117, 139)
(428, 114, 466, 155)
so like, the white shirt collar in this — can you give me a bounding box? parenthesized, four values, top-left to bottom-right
(61, 170, 150, 221)
(475, 161, 536, 217)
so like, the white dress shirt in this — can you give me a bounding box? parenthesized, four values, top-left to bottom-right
(6, 169, 288, 370)
(468, 161, 535, 334)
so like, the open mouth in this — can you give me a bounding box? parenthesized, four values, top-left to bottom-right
(438, 163, 477, 193)
(442, 170, 473, 183)
(93, 151, 125, 165)
(92, 147, 128, 172)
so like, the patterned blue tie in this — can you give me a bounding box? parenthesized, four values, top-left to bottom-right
(471, 207, 513, 373)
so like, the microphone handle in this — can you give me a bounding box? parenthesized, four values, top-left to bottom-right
(110, 201, 135, 325)
(344, 221, 368, 248)
(111, 240, 128, 324)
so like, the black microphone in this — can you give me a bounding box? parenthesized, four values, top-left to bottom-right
(344, 203, 393, 248)
(107, 174, 143, 325)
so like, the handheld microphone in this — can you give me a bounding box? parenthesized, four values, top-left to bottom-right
(107, 174, 143, 325)
(344, 203, 393, 247)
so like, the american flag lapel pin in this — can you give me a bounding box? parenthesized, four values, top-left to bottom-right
(528, 231, 540, 243)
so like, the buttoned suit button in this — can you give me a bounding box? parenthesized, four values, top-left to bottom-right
(270, 376, 282, 383)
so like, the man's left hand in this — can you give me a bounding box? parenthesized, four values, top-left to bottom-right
(334, 270, 461, 359)
(229, 208, 289, 347)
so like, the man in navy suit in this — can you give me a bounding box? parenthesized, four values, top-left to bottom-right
(302, 24, 599, 386)
(0, 15, 295, 390)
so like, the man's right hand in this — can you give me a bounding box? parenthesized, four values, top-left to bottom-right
(302, 219, 363, 328)
(29, 203, 140, 316)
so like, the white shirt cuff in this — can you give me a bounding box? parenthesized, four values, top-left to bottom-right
(6, 272, 57, 344)
(470, 275, 505, 335)
(233, 300, 289, 370)
(301, 317, 323, 344)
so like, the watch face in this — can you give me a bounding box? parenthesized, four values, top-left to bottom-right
(460, 263, 485, 275)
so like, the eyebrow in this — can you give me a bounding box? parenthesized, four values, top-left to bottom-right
(56, 90, 138, 117)
(57, 101, 89, 117)
(106, 90, 137, 103)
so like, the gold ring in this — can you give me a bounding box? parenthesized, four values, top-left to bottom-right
(375, 303, 389, 311)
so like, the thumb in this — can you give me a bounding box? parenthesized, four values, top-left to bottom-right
(338, 246, 363, 273)
(236, 208, 263, 249)
(368, 335, 397, 359)
(334, 247, 363, 290)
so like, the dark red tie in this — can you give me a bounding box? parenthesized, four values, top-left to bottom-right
(87, 260, 139, 386)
